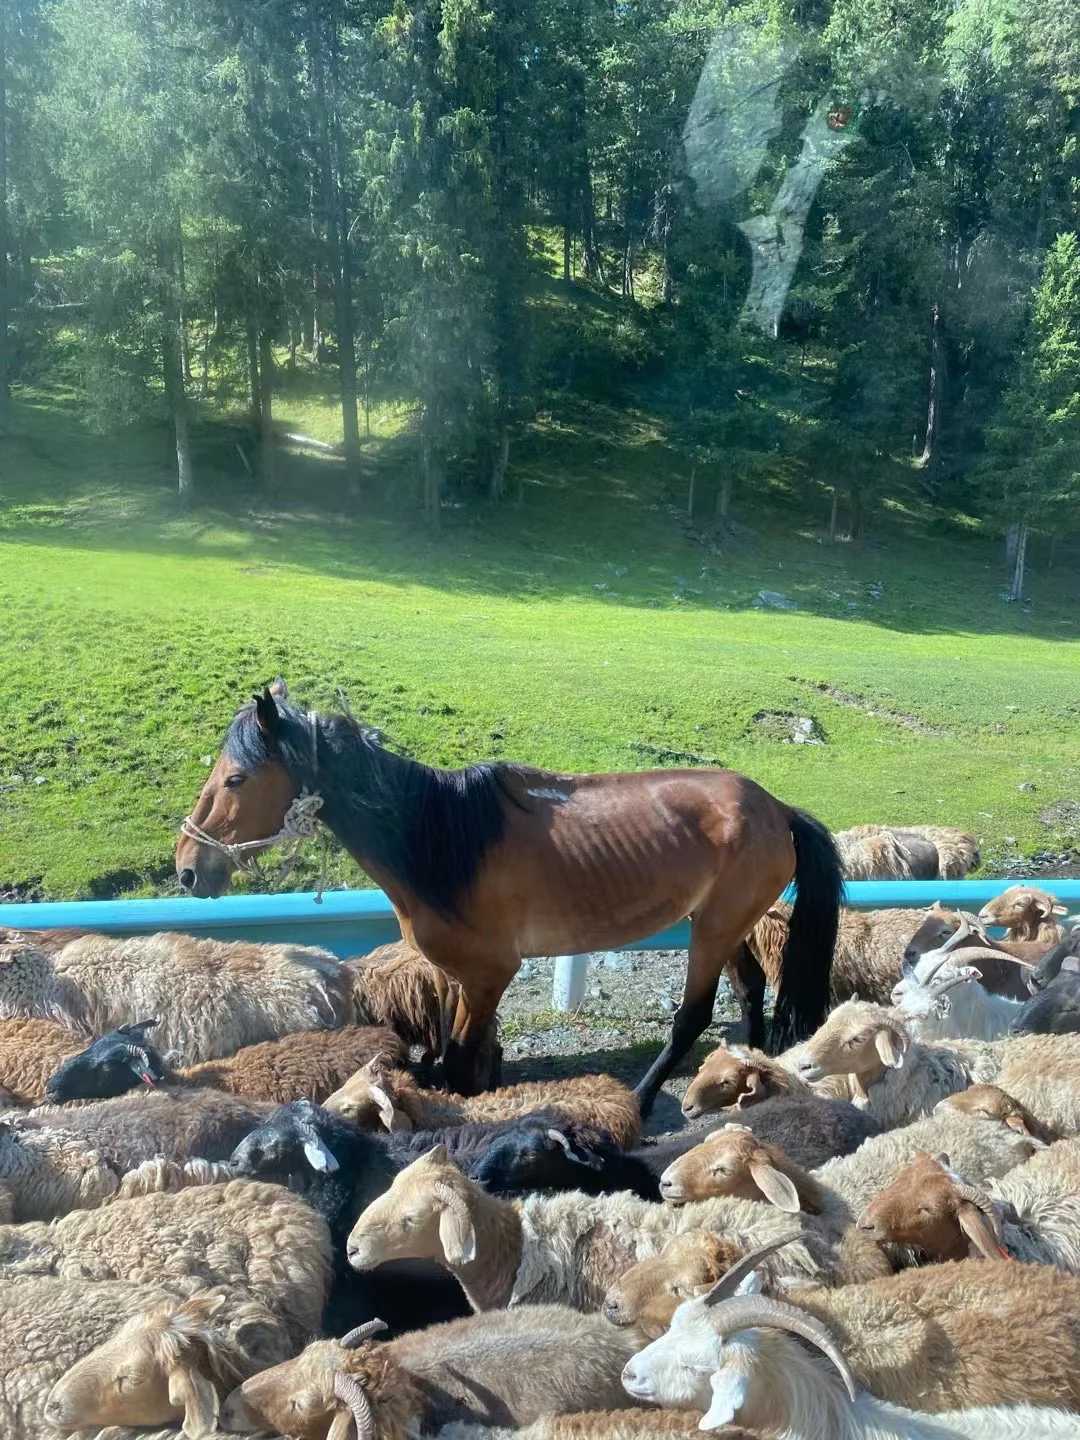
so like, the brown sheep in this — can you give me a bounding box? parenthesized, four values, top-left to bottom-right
(46, 1021, 407, 1107)
(601, 1230, 746, 1339)
(658, 1125, 825, 1214)
(977, 886, 1070, 943)
(325, 1063, 641, 1149)
(0, 1017, 85, 1105)
(681, 1043, 807, 1119)
(43, 1287, 295, 1437)
(489, 1417, 759, 1440)
(222, 1308, 646, 1440)
(832, 825, 978, 880)
(937, 1084, 1061, 1146)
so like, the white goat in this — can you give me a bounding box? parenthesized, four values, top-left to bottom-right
(891, 919, 1027, 1041)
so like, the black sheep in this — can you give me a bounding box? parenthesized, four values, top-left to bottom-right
(1012, 962, 1080, 1035)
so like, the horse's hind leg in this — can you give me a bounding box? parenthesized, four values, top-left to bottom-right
(727, 943, 767, 1049)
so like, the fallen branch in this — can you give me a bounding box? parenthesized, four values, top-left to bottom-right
(628, 741, 723, 766)
(283, 431, 344, 455)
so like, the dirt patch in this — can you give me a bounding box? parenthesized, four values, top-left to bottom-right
(790, 676, 947, 737)
(1040, 800, 1080, 837)
(496, 949, 748, 1140)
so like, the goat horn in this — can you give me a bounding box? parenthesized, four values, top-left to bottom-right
(333, 1372, 376, 1440)
(340, 1319, 388, 1348)
(953, 1182, 1005, 1243)
(939, 917, 973, 953)
(704, 1235, 800, 1305)
(703, 1295, 857, 1402)
(433, 1180, 469, 1214)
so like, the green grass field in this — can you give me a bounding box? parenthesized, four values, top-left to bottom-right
(2, 382, 1079, 899)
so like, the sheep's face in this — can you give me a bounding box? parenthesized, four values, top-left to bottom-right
(223, 1342, 338, 1440)
(44, 1297, 228, 1438)
(661, 1128, 800, 1212)
(324, 1061, 406, 1132)
(856, 1152, 1000, 1262)
(903, 905, 959, 963)
(797, 1002, 907, 1087)
(682, 1049, 768, 1118)
(602, 1232, 738, 1337)
(229, 1103, 340, 1183)
(938, 1086, 1032, 1136)
(347, 1145, 476, 1272)
(978, 886, 1065, 937)
(44, 1022, 163, 1104)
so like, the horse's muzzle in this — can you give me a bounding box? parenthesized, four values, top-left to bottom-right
(175, 844, 232, 898)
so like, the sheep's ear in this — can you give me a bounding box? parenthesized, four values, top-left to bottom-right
(1052, 903, 1069, 917)
(957, 1202, 1005, 1261)
(749, 1158, 801, 1213)
(699, 1364, 751, 1431)
(438, 1205, 477, 1266)
(874, 1027, 907, 1069)
(168, 1366, 219, 1439)
(302, 1136, 339, 1173)
(424, 1143, 448, 1165)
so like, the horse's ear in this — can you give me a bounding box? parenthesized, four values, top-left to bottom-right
(254, 687, 280, 742)
(269, 677, 288, 700)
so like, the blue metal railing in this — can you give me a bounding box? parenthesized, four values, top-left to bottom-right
(2, 879, 1078, 959)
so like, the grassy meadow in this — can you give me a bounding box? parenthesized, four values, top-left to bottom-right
(2, 378, 1079, 900)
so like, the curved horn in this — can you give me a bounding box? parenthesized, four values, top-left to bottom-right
(703, 1235, 800, 1306)
(703, 1295, 858, 1402)
(333, 1372, 376, 1440)
(953, 1182, 1005, 1244)
(340, 1319, 388, 1348)
(433, 1179, 470, 1215)
(938, 916, 973, 953)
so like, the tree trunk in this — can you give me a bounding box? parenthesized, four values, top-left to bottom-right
(828, 488, 839, 541)
(489, 425, 510, 503)
(0, 3, 10, 425)
(159, 237, 193, 506)
(622, 231, 634, 300)
(919, 301, 943, 467)
(176, 233, 191, 383)
(246, 319, 262, 430)
(1007, 521, 1028, 602)
(563, 222, 572, 286)
(716, 473, 732, 523)
(422, 420, 442, 530)
(1005, 521, 1020, 568)
(687, 462, 696, 519)
(258, 327, 275, 481)
(1048, 532, 1058, 570)
(849, 483, 863, 540)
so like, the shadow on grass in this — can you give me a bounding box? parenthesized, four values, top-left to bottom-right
(2, 390, 1078, 643)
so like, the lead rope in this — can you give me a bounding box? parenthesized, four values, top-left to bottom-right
(179, 711, 330, 902)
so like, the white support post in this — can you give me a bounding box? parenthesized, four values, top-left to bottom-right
(552, 953, 590, 1012)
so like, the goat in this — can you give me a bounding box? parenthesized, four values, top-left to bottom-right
(750, 904, 936, 1008)
(42, 1287, 295, 1438)
(795, 999, 1080, 1130)
(936, 1084, 1061, 1144)
(22, 1087, 275, 1171)
(0, 928, 354, 1062)
(223, 1307, 644, 1440)
(0, 1178, 332, 1345)
(902, 905, 1047, 997)
(45, 1021, 406, 1106)
(345, 1144, 890, 1317)
(858, 1141, 1080, 1272)
(0, 1017, 85, 1105)
(832, 825, 978, 881)
(325, 1063, 641, 1149)
(621, 1239, 1080, 1421)
(977, 886, 1071, 943)
(890, 921, 1027, 1040)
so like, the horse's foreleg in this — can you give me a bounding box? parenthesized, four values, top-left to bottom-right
(727, 942, 767, 1049)
(441, 968, 513, 1095)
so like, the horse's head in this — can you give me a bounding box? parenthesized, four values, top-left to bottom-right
(175, 678, 299, 897)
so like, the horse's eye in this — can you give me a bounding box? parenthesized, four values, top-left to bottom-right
(224, 773, 247, 789)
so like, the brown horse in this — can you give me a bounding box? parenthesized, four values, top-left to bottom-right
(175, 681, 842, 1113)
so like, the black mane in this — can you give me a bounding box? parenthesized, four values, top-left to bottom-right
(225, 697, 522, 917)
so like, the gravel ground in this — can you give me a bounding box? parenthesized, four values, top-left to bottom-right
(494, 949, 753, 1140)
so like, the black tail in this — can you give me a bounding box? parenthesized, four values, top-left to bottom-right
(770, 809, 843, 1052)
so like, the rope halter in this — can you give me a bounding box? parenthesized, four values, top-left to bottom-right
(180, 712, 330, 900)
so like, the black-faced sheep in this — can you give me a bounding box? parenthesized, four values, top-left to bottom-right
(0, 928, 354, 1062)
(45, 1021, 406, 1106)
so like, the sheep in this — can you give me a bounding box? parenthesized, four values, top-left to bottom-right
(21, 1087, 275, 1172)
(0, 1178, 333, 1344)
(1012, 962, 1080, 1035)
(1026, 927, 1080, 993)
(902, 905, 1047, 997)
(0, 928, 355, 1062)
(655, 1093, 882, 1172)
(347, 939, 502, 1076)
(325, 1062, 641, 1148)
(470, 1124, 662, 1201)
(795, 998, 1080, 1130)
(620, 1241, 1080, 1420)
(44, 1020, 407, 1106)
(857, 1142, 1080, 1272)
(42, 1286, 297, 1438)
(658, 1125, 824, 1213)
(222, 1307, 645, 1440)
(0, 1016, 85, 1105)
(832, 825, 978, 881)
(749, 904, 935, 1008)
(602, 1230, 749, 1339)
(511, 1415, 760, 1440)
(0, 1114, 122, 1220)
(977, 885, 1072, 943)
(680, 1043, 808, 1118)
(344, 1143, 891, 1318)
(936, 1084, 1061, 1144)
